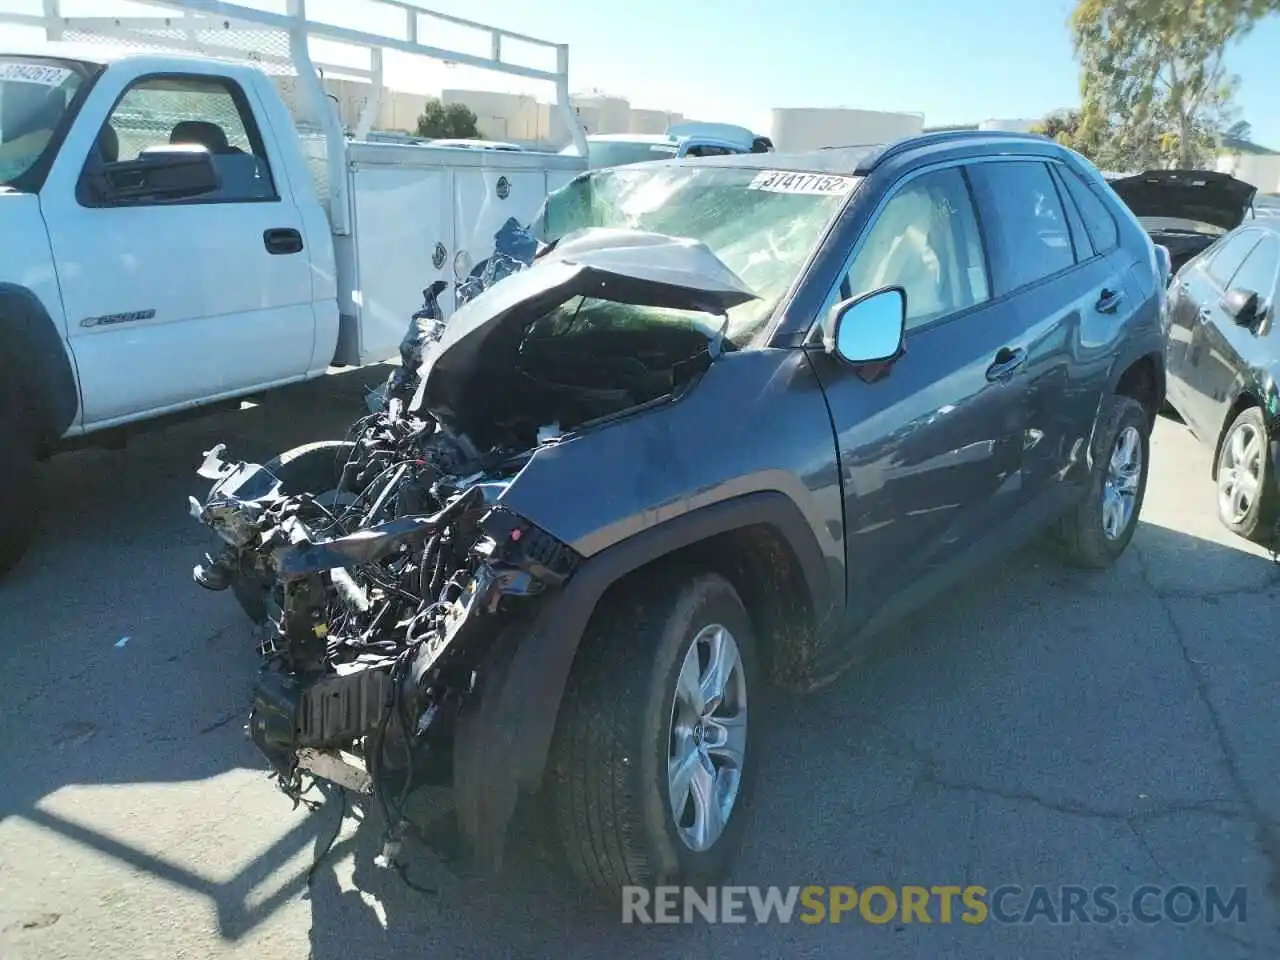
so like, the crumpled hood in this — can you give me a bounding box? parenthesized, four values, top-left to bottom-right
(1109, 169, 1256, 232)
(410, 227, 758, 428)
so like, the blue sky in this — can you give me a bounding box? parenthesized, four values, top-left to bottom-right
(9, 0, 1280, 147)
(407, 0, 1280, 148)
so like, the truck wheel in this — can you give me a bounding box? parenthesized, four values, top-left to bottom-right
(1214, 406, 1278, 545)
(0, 406, 37, 580)
(548, 569, 760, 896)
(1055, 394, 1150, 568)
(228, 440, 357, 623)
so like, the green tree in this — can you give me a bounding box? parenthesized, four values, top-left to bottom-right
(1070, 0, 1279, 169)
(1224, 119, 1254, 143)
(1032, 108, 1092, 152)
(415, 99, 482, 139)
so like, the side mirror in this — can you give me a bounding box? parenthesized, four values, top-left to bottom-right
(1224, 287, 1261, 328)
(824, 286, 906, 365)
(86, 144, 220, 204)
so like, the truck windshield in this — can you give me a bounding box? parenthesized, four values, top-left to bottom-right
(0, 59, 87, 187)
(533, 164, 858, 347)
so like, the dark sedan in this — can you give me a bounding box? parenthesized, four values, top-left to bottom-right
(1164, 219, 1280, 542)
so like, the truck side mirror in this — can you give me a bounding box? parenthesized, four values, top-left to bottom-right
(84, 144, 220, 205)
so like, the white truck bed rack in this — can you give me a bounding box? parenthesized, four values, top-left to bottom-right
(7, 0, 587, 235)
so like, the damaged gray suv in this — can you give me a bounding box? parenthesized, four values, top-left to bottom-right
(189, 130, 1167, 897)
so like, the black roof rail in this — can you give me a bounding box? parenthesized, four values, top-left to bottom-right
(852, 128, 1052, 174)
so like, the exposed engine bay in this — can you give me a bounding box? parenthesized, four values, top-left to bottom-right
(188, 221, 758, 863)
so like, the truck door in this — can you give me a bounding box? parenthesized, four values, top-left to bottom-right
(40, 71, 316, 428)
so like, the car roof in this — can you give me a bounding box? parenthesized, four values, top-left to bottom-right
(659, 130, 1071, 176)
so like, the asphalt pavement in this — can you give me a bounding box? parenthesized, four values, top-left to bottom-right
(1, 368, 1278, 959)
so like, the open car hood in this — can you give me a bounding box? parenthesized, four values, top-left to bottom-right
(411, 227, 758, 428)
(1109, 169, 1257, 232)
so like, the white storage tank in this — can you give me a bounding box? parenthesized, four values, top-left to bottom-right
(630, 108, 683, 135)
(769, 107, 924, 152)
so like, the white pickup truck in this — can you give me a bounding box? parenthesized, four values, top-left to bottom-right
(0, 0, 588, 577)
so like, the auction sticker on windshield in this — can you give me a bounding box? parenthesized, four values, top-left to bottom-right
(748, 171, 856, 195)
(0, 62, 73, 86)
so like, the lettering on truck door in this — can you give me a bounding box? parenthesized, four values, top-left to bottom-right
(40, 70, 316, 428)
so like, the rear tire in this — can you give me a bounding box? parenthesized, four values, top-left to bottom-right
(548, 569, 760, 897)
(0, 405, 37, 581)
(1055, 395, 1150, 569)
(1214, 406, 1278, 545)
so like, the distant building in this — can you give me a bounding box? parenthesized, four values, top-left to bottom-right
(769, 108, 924, 152)
(1218, 152, 1280, 194)
(441, 89, 543, 141)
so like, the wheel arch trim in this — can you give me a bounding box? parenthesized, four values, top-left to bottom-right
(0, 283, 79, 446)
(451, 489, 834, 870)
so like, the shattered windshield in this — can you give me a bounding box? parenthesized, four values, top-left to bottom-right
(533, 164, 856, 347)
(0, 59, 87, 187)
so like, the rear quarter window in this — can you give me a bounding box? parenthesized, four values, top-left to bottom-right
(967, 160, 1076, 295)
(1058, 165, 1119, 254)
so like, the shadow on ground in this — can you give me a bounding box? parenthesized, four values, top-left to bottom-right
(1, 384, 1277, 959)
(298, 520, 1280, 959)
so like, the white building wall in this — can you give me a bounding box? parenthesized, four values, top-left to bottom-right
(769, 108, 924, 152)
(1217, 153, 1280, 194)
(441, 89, 545, 141)
(572, 93, 631, 134)
(550, 102, 599, 141)
(384, 90, 426, 133)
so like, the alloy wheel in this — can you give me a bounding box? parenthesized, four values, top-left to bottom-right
(1218, 421, 1265, 525)
(1102, 424, 1143, 541)
(667, 623, 748, 853)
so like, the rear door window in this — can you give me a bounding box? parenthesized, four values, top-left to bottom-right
(1224, 234, 1279, 304)
(967, 161, 1076, 295)
(1057, 165, 1119, 254)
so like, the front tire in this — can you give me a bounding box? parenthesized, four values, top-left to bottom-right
(548, 569, 760, 896)
(1215, 406, 1277, 544)
(1056, 394, 1150, 568)
(0, 406, 37, 581)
